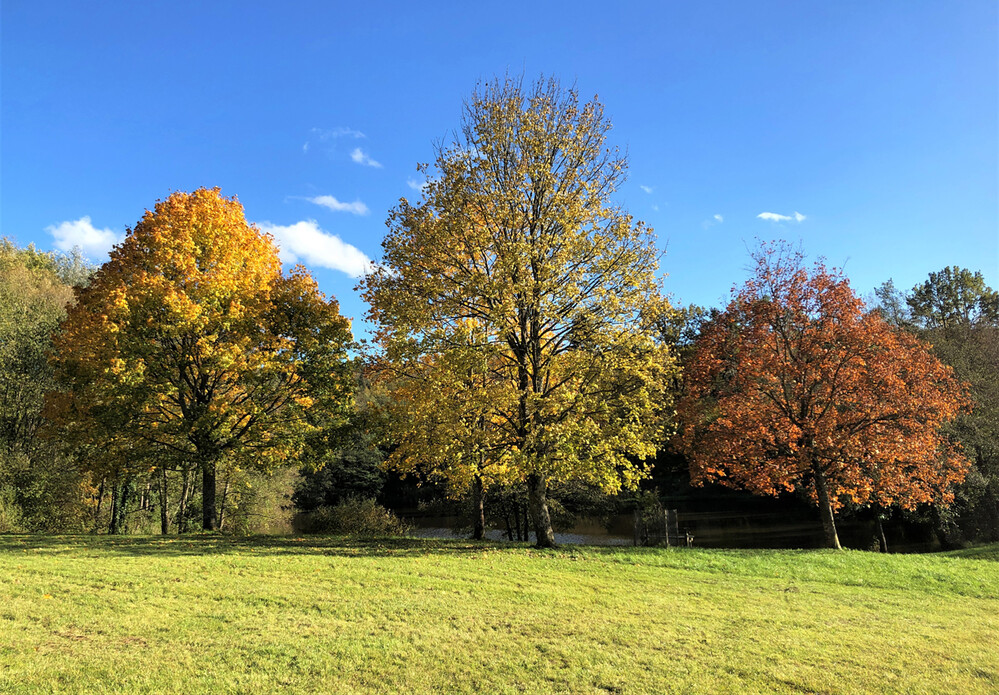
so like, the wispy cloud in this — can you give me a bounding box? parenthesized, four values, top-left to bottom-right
(702, 213, 725, 230)
(757, 211, 806, 223)
(640, 185, 654, 194)
(46, 216, 123, 259)
(308, 195, 369, 216)
(256, 220, 373, 277)
(652, 204, 660, 212)
(303, 126, 366, 154)
(350, 147, 382, 168)
(323, 126, 365, 139)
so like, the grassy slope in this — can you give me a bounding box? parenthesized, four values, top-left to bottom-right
(1, 536, 996, 694)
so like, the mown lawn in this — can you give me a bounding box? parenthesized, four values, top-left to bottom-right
(1, 535, 996, 694)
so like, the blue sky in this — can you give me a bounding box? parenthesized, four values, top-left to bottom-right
(2, 1, 996, 334)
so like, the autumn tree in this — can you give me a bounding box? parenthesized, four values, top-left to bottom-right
(361, 76, 676, 547)
(50, 188, 354, 531)
(875, 268, 999, 542)
(676, 244, 971, 549)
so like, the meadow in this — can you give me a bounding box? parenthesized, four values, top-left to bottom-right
(1, 535, 996, 694)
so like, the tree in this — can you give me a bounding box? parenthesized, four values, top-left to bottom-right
(897, 268, 999, 542)
(0, 241, 93, 532)
(676, 243, 971, 549)
(361, 76, 676, 547)
(50, 188, 354, 531)
(909, 267, 999, 330)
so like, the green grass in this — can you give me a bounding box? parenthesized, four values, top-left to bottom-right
(1, 536, 996, 694)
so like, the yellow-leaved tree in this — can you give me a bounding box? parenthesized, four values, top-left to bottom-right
(50, 188, 354, 531)
(361, 77, 677, 547)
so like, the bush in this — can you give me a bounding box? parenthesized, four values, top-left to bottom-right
(301, 498, 408, 536)
(0, 485, 24, 533)
(221, 467, 297, 536)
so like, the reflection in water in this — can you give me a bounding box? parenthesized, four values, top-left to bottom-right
(405, 511, 898, 549)
(410, 526, 634, 546)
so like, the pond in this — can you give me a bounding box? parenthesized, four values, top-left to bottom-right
(405, 514, 635, 546)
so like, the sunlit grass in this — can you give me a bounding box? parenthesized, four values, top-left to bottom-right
(1, 535, 996, 694)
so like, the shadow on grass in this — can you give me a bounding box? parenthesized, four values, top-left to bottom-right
(0, 533, 543, 559)
(3, 534, 996, 564)
(942, 544, 999, 561)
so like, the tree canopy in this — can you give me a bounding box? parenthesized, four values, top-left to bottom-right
(0, 241, 93, 532)
(361, 76, 677, 547)
(676, 244, 971, 548)
(874, 268, 999, 543)
(50, 188, 355, 531)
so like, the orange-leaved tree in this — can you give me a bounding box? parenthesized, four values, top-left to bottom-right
(49, 188, 354, 531)
(676, 243, 971, 548)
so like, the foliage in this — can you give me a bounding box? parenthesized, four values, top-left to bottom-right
(0, 483, 23, 532)
(2, 535, 997, 694)
(361, 76, 677, 547)
(48, 189, 355, 531)
(677, 243, 972, 548)
(293, 443, 385, 512)
(0, 240, 94, 532)
(293, 373, 388, 512)
(874, 267, 999, 543)
(219, 466, 299, 536)
(909, 266, 999, 329)
(301, 498, 408, 535)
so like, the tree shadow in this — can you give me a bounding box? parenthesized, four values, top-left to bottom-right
(0, 533, 525, 559)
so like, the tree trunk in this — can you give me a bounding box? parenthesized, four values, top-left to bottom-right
(813, 467, 842, 549)
(527, 473, 557, 548)
(159, 468, 169, 535)
(472, 474, 485, 540)
(875, 513, 888, 553)
(94, 477, 106, 532)
(202, 454, 218, 532)
(109, 476, 132, 535)
(177, 466, 191, 534)
(513, 501, 522, 541)
(117, 477, 132, 534)
(218, 475, 231, 533)
(108, 480, 120, 535)
(522, 501, 530, 542)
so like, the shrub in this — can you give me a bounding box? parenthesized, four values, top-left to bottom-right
(302, 498, 408, 536)
(0, 485, 24, 533)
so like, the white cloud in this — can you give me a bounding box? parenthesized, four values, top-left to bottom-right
(757, 211, 806, 223)
(308, 195, 369, 216)
(757, 212, 790, 222)
(256, 220, 373, 277)
(46, 216, 123, 259)
(702, 213, 725, 230)
(303, 126, 365, 154)
(350, 147, 382, 168)
(651, 204, 660, 212)
(640, 185, 654, 194)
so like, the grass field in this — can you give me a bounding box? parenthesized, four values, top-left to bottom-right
(1, 535, 996, 694)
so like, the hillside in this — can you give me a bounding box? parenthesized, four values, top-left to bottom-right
(1, 536, 996, 694)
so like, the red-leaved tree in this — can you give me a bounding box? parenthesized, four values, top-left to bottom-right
(676, 244, 971, 548)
